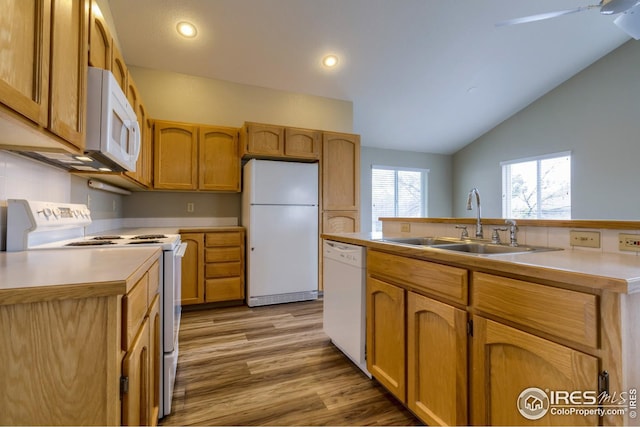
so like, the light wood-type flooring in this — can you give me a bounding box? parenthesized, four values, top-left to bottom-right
(160, 299, 421, 426)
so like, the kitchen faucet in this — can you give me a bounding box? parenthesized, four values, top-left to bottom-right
(466, 187, 483, 238)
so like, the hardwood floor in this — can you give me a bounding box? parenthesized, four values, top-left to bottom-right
(161, 299, 421, 426)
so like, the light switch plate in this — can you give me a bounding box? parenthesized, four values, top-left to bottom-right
(569, 230, 601, 248)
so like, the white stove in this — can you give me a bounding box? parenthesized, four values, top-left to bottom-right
(6, 199, 185, 420)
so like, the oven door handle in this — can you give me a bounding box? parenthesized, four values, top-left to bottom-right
(175, 242, 188, 258)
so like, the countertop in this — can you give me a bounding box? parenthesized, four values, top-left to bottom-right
(322, 232, 640, 294)
(0, 247, 161, 305)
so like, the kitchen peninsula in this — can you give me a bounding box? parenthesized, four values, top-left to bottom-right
(323, 223, 640, 426)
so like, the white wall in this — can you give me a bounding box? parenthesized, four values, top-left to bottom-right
(361, 147, 452, 232)
(453, 40, 640, 220)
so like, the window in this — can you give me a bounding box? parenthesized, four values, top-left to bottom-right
(502, 152, 571, 219)
(371, 166, 428, 232)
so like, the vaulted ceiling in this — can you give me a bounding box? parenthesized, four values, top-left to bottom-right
(109, 0, 631, 154)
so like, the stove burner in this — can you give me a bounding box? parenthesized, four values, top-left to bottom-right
(128, 240, 162, 245)
(66, 240, 116, 246)
(92, 235, 122, 240)
(132, 234, 167, 240)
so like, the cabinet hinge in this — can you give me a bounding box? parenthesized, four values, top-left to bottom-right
(120, 376, 129, 396)
(467, 319, 473, 337)
(598, 371, 609, 397)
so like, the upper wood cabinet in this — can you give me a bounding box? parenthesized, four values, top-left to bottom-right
(322, 131, 360, 211)
(154, 121, 198, 190)
(0, 0, 87, 151)
(154, 120, 241, 191)
(199, 126, 241, 191)
(285, 127, 320, 159)
(111, 42, 127, 93)
(0, 0, 51, 128)
(322, 211, 359, 233)
(240, 122, 320, 160)
(125, 73, 152, 188)
(49, 0, 88, 148)
(88, 0, 111, 69)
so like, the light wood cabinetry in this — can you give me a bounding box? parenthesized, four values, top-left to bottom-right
(240, 122, 320, 160)
(321, 131, 360, 211)
(154, 120, 241, 191)
(125, 73, 152, 187)
(181, 229, 246, 305)
(88, 0, 111, 69)
(180, 233, 205, 305)
(322, 211, 360, 233)
(204, 230, 246, 302)
(111, 42, 127, 93)
(366, 249, 468, 425)
(0, 0, 87, 152)
(0, 256, 160, 426)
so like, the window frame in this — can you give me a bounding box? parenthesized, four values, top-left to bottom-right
(371, 165, 429, 232)
(500, 151, 571, 219)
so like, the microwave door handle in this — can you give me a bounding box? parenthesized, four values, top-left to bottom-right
(130, 120, 141, 158)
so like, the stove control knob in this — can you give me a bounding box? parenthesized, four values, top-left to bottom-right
(52, 208, 61, 218)
(72, 209, 80, 218)
(83, 208, 91, 218)
(40, 208, 53, 218)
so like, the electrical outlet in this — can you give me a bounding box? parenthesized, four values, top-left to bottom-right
(400, 223, 411, 233)
(187, 202, 195, 213)
(569, 230, 600, 248)
(619, 233, 640, 252)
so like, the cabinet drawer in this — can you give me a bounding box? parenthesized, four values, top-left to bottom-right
(205, 247, 241, 263)
(205, 261, 242, 278)
(205, 277, 244, 302)
(122, 272, 149, 350)
(205, 232, 242, 247)
(471, 272, 598, 348)
(367, 250, 468, 305)
(147, 260, 160, 307)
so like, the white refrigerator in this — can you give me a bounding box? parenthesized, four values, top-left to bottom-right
(242, 159, 319, 307)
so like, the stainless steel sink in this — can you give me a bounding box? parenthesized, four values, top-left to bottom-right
(432, 242, 561, 256)
(377, 236, 562, 256)
(379, 236, 463, 246)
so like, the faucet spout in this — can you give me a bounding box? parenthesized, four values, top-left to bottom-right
(467, 187, 483, 238)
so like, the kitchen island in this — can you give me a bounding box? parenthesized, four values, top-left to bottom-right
(322, 231, 640, 426)
(0, 247, 161, 426)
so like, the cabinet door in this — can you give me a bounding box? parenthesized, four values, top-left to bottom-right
(153, 121, 198, 190)
(0, 0, 50, 127)
(88, 0, 111, 69)
(122, 316, 150, 426)
(366, 277, 406, 401)
(49, 0, 87, 149)
(471, 316, 599, 426)
(148, 295, 160, 425)
(407, 292, 467, 426)
(180, 233, 204, 305)
(243, 123, 284, 156)
(111, 42, 127, 92)
(322, 211, 359, 233)
(199, 126, 240, 191)
(284, 127, 320, 159)
(322, 132, 360, 211)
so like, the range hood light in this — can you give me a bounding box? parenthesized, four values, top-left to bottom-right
(98, 167, 112, 172)
(75, 155, 94, 162)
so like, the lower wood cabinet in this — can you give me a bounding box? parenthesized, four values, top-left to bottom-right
(0, 257, 160, 426)
(181, 228, 245, 305)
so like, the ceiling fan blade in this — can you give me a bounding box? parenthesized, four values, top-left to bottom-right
(495, 7, 588, 27)
(600, 0, 640, 14)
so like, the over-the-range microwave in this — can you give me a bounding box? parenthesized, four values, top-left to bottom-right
(13, 67, 141, 173)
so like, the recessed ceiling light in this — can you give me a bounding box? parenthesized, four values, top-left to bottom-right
(322, 54, 339, 68)
(177, 21, 197, 38)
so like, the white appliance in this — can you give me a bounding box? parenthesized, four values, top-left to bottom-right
(323, 240, 370, 377)
(242, 159, 318, 307)
(13, 67, 140, 173)
(6, 199, 185, 419)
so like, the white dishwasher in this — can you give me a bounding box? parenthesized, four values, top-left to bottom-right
(322, 240, 371, 378)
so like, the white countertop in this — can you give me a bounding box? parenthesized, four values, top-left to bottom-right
(322, 232, 640, 294)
